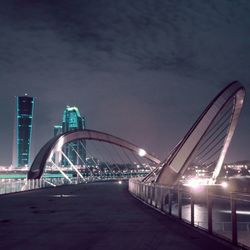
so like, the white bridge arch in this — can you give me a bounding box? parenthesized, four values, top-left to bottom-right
(147, 81, 245, 186)
(27, 129, 161, 179)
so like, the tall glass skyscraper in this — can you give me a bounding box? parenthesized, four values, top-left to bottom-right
(61, 106, 86, 166)
(16, 95, 35, 167)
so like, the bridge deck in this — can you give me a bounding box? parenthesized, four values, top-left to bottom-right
(0, 181, 237, 250)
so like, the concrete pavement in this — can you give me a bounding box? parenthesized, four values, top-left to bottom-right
(0, 181, 238, 250)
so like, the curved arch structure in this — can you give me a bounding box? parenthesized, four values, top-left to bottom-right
(27, 129, 161, 179)
(156, 81, 245, 186)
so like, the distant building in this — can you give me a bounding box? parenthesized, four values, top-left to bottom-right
(15, 95, 35, 168)
(58, 106, 86, 166)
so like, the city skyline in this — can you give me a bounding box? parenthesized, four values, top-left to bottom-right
(0, 1, 250, 165)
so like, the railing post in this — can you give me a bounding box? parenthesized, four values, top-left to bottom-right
(160, 186, 164, 211)
(150, 185, 153, 205)
(207, 187, 213, 234)
(191, 192, 194, 226)
(143, 184, 145, 200)
(157, 186, 160, 208)
(154, 185, 158, 207)
(146, 185, 150, 204)
(151, 185, 154, 206)
(168, 188, 172, 215)
(178, 187, 182, 219)
(231, 193, 238, 245)
(148, 185, 150, 203)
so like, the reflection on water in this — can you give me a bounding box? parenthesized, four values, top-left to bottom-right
(129, 180, 250, 248)
(182, 204, 209, 228)
(221, 210, 250, 215)
(179, 199, 250, 247)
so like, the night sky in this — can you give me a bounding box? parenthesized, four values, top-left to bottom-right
(0, 0, 250, 165)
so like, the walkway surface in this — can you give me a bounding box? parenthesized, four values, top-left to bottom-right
(0, 181, 238, 250)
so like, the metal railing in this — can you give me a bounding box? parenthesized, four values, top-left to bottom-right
(129, 178, 250, 249)
(0, 178, 83, 195)
(0, 174, 134, 196)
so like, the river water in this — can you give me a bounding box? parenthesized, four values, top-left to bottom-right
(169, 198, 250, 248)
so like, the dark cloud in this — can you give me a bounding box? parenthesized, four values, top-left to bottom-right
(0, 0, 250, 165)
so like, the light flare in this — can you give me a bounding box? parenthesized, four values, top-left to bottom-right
(221, 181, 228, 188)
(138, 148, 146, 157)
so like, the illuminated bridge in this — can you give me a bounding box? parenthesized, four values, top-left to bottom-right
(25, 82, 244, 188)
(0, 81, 249, 249)
(128, 81, 250, 248)
(27, 129, 161, 182)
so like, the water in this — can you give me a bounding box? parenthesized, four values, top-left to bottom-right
(179, 199, 250, 247)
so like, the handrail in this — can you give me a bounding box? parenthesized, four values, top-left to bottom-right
(129, 178, 250, 249)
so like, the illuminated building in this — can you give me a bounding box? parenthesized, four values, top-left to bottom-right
(15, 95, 35, 167)
(62, 106, 86, 166)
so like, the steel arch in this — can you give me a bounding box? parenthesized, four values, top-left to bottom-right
(27, 129, 161, 179)
(156, 81, 245, 186)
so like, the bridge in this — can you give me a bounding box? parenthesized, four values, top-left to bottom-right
(0, 181, 239, 250)
(27, 81, 245, 187)
(0, 81, 249, 249)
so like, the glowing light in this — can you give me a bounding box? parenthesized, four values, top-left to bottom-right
(118, 180, 122, 185)
(138, 148, 146, 157)
(187, 179, 200, 189)
(184, 178, 206, 191)
(221, 210, 250, 215)
(221, 181, 228, 188)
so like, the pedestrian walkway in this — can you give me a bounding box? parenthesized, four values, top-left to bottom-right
(0, 181, 238, 250)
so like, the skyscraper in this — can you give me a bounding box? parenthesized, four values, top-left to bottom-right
(61, 106, 86, 166)
(15, 95, 35, 168)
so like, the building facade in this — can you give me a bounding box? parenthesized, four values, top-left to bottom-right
(15, 95, 35, 168)
(59, 106, 86, 166)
